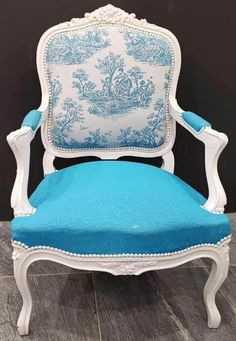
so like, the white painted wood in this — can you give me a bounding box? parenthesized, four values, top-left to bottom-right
(161, 151, 175, 173)
(7, 101, 49, 216)
(13, 246, 32, 336)
(170, 98, 228, 213)
(38, 95, 49, 117)
(203, 243, 229, 328)
(12, 237, 230, 335)
(6, 127, 36, 216)
(43, 150, 56, 175)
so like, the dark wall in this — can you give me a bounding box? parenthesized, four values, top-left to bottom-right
(1, 0, 236, 220)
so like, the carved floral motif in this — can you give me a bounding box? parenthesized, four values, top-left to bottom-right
(70, 4, 138, 26)
(221, 244, 230, 262)
(94, 261, 158, 275)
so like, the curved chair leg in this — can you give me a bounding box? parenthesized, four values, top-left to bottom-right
(203, 244, 229, 328)
(13, 248, 32, 335)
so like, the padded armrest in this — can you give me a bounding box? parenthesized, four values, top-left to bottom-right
(21, 109, 42, 131)
(182, 111, 211, 133)
(7, 108, 45, 216)
(170, 98, 228, 213)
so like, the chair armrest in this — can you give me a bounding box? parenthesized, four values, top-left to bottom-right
(21, 109, 42, 131)
(7, 109, 43, 216)
(181, 111, 211, 133)
(170, 98, 228, 213)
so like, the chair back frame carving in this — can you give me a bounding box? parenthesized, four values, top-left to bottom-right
(37, 4, 181, 160)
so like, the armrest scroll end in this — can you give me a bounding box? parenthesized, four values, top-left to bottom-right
(7, 127, 36, 217)
(170, 99, 228, 213)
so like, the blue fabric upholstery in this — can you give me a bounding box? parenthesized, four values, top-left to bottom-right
(182, 111, 211, 133)
(12, 161, 231, 255)
(21, 110, 42, 131)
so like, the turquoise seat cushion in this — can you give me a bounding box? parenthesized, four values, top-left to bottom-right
(12, 161, 231, 255)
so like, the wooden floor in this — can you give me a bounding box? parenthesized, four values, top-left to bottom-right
(0, 215, 235, 341)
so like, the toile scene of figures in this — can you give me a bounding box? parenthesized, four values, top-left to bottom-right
(72, 52, 155, 117)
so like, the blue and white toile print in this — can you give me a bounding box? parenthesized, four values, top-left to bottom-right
(51, 97, 112, 148)
(118, 99, 166, 148)
(46, 26, 174, 150)
(46, 29, 110, 64)
(69, 129, 112, 148)
(48, 72, 62, 109)
(72, 52, 155, 117)
(51, 97, 84, 146)
(122, 30, 172, 66)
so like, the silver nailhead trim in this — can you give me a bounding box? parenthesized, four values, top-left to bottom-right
(12, 235, 231, 258)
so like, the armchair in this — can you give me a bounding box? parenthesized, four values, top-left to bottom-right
(7, 5, 231, 335)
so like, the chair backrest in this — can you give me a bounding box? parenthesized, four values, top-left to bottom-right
(37, 5, 181, 159)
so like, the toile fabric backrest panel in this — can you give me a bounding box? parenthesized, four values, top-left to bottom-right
(45, 25, 174, 151)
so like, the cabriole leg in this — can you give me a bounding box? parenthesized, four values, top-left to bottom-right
(203, 244, 229, 328)
(13, 247, 32, 335)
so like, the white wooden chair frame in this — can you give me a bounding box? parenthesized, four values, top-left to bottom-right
(7, 5, 230, 335)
